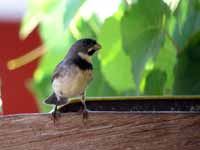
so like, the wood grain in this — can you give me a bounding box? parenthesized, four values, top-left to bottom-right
(0, 113, 199, 150)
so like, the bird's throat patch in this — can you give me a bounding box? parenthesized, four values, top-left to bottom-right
(75, 54, 93, 70)
(78, 52, 91, 63)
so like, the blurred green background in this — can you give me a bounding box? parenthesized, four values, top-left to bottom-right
(20, 0, 200, 112)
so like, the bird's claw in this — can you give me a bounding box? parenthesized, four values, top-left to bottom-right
(83, 109, 89, 120)
(52, 110, 61, 123)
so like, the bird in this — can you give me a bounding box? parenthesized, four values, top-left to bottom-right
(44, 38, 101, 121)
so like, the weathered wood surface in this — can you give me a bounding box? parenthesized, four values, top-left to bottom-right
(0, 113, 199, 150)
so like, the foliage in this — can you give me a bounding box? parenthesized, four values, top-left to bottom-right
(21, 0, 200, 112)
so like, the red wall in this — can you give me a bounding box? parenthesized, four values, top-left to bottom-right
(0, 21, 41, 114)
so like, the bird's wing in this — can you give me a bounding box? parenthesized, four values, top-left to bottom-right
(43, 93, 57, 105)
(52, 60, 65, 82)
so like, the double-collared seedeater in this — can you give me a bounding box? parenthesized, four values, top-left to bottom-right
(44, 38, 101, 120)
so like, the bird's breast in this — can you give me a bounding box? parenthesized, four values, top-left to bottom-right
(52, 66, 93, 98)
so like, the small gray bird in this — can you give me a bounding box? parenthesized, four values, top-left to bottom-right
(44, 38, 101, 120)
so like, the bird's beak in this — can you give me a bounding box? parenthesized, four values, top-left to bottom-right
(94, 43, 101, 51)
(88, 43, 101, 55)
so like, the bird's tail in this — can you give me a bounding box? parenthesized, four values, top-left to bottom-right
(43, 93, 57, 105)
(43, 93, 68, 106)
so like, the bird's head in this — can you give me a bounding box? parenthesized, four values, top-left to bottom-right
(68, 38, 101, 62)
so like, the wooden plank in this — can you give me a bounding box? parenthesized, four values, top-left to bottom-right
(0, 113, 199, 150)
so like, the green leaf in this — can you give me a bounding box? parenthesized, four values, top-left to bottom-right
(121, 0, 170, 94)
(30, 4, 76, 110)
(75, 17, 97, 39)
(20, 0, 66, 39)
(163, 0, 180, 12)
(155, 36, 177, 93)
(173, 31, 200, 95)
(87, 55, 118, 97)
(29, 75, 52, 112)
(98, 17, 135, 93)
(37, 3, 73, 74)
(173, 0, 200, 49)
(87, 14, 102, 35)
(144, 69, 167, 95)
(20, 13, 42, 39)
(63, 0, 85, 29)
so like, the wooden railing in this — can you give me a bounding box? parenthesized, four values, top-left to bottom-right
(0, 97, 199, 150)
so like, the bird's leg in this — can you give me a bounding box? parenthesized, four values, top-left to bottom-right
(52, 104, 57, 118)
(81, 92, 88, 119)
(52, 102, 61, 123)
